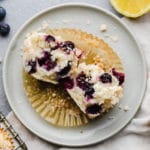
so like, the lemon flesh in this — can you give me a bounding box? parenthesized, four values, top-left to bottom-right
(110, 0, 150, 18)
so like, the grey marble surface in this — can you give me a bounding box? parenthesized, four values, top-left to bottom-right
(0, 0, 120, 116)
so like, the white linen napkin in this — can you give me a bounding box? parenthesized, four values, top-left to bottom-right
(7, 13, 150, 150)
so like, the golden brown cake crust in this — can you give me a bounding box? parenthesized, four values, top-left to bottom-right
(0, 128, 14, 150)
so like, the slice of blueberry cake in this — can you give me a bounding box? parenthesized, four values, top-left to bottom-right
(61, 63, 125, 119)
(23, 31, 82, 83)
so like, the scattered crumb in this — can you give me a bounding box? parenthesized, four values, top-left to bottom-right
(80, 130, 83, 133)
(100, 24, 107, 32)
(52, 93, 56, 97)
(86, 20, 91, 25)
(123, 105, 130, 111)
(108, 116, 115, 120)
(103, 33, 118, 43)
(0, 57, 2, 63)
(118, 105, 122, 109)
(110, 36, 118, 42)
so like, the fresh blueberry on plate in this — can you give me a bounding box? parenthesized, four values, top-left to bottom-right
(0, 7, 6, 21)
(0, 23, 10, 36)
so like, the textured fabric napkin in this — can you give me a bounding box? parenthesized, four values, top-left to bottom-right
(7, 13, 150, 150)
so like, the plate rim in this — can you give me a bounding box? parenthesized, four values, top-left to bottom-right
(2, 2, 147, 147)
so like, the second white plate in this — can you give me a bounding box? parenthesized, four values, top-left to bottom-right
(3, 3, 147, 147)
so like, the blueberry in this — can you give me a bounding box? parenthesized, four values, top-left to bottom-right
(0, 7, 6, 21)
(27, 60, 37, 74)
(76, 72, 94, 98)
(76, 72, 87, 90)
(42, 59, 57, 71)
(38, 51, 50, 66)
(76, 72, 93, 91)
(38, 51, 56, 71)
(51, 44, 59, 50)
(58, 77, 74, 89)
(86, 104, 102, 114)
(100, 73, 112, 83)
(57, 61, 71, 76)
(0, 23, 10, 36)
(112, 68, 125, 85)
(45, 35, 55, 42)
(62, 41, 75, 50)
(84, 87, 95, 98)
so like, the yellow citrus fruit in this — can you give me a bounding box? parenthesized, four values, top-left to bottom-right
(110, 0, 150, 18)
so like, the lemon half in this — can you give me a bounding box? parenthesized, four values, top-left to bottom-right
(110, 0, 150, 18)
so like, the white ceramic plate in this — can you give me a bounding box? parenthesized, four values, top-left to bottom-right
(3, 3, 147, 147)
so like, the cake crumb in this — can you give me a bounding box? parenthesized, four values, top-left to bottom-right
(103, 33, 118, 43)
(80, 130, 83, 133)
(100, 24, 107, 32)
(108, 116, 115, 120)
(118, 105, 122, 109)
(111, 36, 118, 42)
(86, 20, 91, 25)
(52, 93, 56, 97)
(123, 105, 130, 111)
